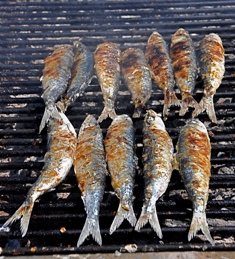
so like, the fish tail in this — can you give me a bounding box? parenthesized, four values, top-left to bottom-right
(193, 96, 217, 123)
(188, 210, 215, 246)
(77, 216, 102, 247)
(3, 201, 34, 237)
(133, 106, 145, 118)
(179, 93, 199, 116)
(110, 202, 137, 235)
(135, 205, 162, 239)
(97, 106, 117, 123)
(163, 89, 181, 120)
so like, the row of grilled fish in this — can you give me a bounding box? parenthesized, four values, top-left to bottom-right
(39, 28, 225, 135)
(3, 109, 214, 246)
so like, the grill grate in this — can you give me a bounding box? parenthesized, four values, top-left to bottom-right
(0, 0, 235, 256)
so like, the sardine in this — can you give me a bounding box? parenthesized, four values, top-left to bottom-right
(94, 42, 121, 123)
(74, 115, 107, 247)
(39, 44, 74, 133)
(192, 34, 225, 123)
(145, 32, 180, 120)
(121, 48, 152, 118)
(135, 110, 174, 238)
(3, 106, 77, 237)
(104, 115, 137, 234)
(175, 119, 214, 245)
(170, 28, 199, 116)
(57, 41, 94, 112)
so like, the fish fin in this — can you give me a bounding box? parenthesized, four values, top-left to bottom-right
(3, 201, 34, 237)
(97, 106, 117, 123)
(110, 202, 137, 235)
(135, 205, 162, 239)
(193, 96, 217, 123)
(172, 153, 179, 171)
(163, 89, 181, 120)
(179, 93, 199, 116)
(188, 210, 214, 246)
(77, 217, 102, 247)
(39, 106, 51, 133)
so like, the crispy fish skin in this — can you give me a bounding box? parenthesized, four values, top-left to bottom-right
(3, 106, 77, 237)
(135, 109, 174, 238)
(94, 42, 121, 123)
(170, 28, 199, 116)
(145, 32, 180, 119)
(74, 115, 108, 247)
(192, 34, 225, 123)
(121, 48, 152, 118)
(104, 115, 137, 234)
(57, 41, 94, 112)
(175, 119, 214, 245)
(39, 44, 74, 133)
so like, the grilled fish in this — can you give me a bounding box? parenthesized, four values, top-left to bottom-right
(57, 41, 94, 112)
(175, 119, 214, 245)
(170, 28, 199, 116)
(135, 110, 174, 238)
(39, 44, 74, 133)
(74, 115, 108, 247)
(122, 48, 152, 118)
(192, 34, 225, 123)
(145, 32, 180, 119)
(3, 106, 77, 237)
(94, 42, 121, 123)
(104, 115, 137, 234)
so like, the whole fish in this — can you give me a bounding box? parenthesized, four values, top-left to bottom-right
(39, 44, 74, 133)
(170, 28, 199, 116)
(57, 41, 94, 112)
(94, 42, 121, 123)
(121, 48, 152, 118)
(175, 119, 214, 245)
(145, 32, 180, 120)
(3, 106, 77, 237)
(135, 109, 174, 238)
(104, 115, 137, 234)
(74, 115, 108, 247)
(192, 33, 225, 123)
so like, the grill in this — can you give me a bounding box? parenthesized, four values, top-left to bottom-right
(0, 0, 235, 256)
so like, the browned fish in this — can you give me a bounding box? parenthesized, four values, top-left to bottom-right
(192, 33, 225, 123)
(121, 48, 152, 118)
(175, 119, 214, 245)
(145, 32, 180, 119)
(170, 28, 199, 116)
(94, 42, 121, 123)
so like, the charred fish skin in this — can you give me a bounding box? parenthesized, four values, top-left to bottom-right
(192, 33, 225, 123)
(170, 28, 199, 116)
(39, 44, 74, 133)
(135, 109, 174, 238)
(145, 32, 180, 120)
(175, 119, 214, 245)
(121, 48, 152, 118)
(94, 42, 121, 123)
(3, 106, 77, 237)
(74, 115, 107, 247)
(104, 115, 137, 234)
(57, 41, 94, 112)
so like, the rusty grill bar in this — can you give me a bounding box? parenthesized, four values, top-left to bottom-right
(0, 0, 235, 256)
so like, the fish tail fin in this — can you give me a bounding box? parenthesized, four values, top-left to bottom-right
(3, 201, 34, 237)
(188, 210, 215, 246)
(163, 89, 181, 120)
(179, 93, 199, 116)
(97, 106, 117, 123)
(77, 216, 102, 247)
(193, 96, 217, 123)
(39, 103, 56, 133)
(135, 205, 162, 239)
(110, 202, 137, 235)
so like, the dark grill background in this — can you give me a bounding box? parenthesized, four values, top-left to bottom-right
(0, 0, 235, 256)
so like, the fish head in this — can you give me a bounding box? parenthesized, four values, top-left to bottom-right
(144, 109, 165, 130)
